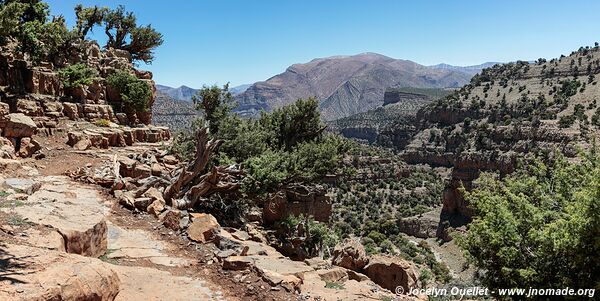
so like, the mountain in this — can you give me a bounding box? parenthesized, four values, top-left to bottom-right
(428, 62, 500, 75)
(234, 53, 477, 120)
(156, 84, 198, 102)
(156, 84, 251, 102)
(229, 84, 251, 95)
(152, 90, 199, 130)
(327, 87, 452, 144)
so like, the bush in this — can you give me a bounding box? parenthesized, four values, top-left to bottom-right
(94, 118, 111, 127)
(58, 63, 97, 89)
(107, 70, 151, 113)
(459, 152, 600, 290)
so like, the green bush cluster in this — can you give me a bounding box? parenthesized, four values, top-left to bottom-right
(107, 70, 151, 113)
(58, 63, 97, 89)
(173, 85, 348, 196)
(459, 151, 600, 290)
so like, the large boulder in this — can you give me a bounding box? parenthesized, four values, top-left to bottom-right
(363, 255, 421, 292)
(187, 213, 220, 243)
(331, 238, 369, 271)
(0, 244, 120, 301)
(1, 113, 37, 138)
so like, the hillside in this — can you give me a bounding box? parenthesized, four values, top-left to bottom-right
(157, 83, 250, 102)
(390, 45, 600, 220)
(152, 91, 199, 130)
(235, 53, 476, 120)
(327, 87, 452, 145)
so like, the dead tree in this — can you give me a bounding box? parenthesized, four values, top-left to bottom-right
(163, 127, 242, 209)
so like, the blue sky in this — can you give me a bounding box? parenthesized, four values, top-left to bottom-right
(47, 0, 600, 88)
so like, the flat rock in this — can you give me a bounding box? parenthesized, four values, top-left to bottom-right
(113, 265, 225, 301)
(107, 224, 191, 267)
(0, 244, 120, 301)
(3, 176, 108, 257)
(2, 178, 41, 195)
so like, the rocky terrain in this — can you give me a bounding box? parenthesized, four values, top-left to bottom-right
(327, 88, 451, 145)
(234, 53, 475, 120)
(390, 45, 600, 227)
(152, 90, 200, 130)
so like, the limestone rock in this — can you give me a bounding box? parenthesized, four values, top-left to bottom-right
(187, 213, 220, 243)
(363, 255, 420, 292)
(0, 244, 120, 301)
(17, 137, 41, 158)
(0, 136, 15, 159)
(1, 113, 37, 138)
(331, 238, 369, 271)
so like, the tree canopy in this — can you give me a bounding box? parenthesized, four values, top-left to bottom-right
(0, 1, 162, 64)
(459, 151, 600, 292)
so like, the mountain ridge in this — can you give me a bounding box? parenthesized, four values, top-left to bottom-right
(234, 53, 490, 120)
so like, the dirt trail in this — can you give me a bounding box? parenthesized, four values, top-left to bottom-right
(0, 173, 229, 300)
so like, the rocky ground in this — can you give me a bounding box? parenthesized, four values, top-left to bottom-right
(0, 127, 425, 301)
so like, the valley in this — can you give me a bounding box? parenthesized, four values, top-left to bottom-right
(1, 1, 598, 301)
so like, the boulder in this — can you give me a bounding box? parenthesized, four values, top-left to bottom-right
(331, 238, 369, 271)
(363, 255, 420, 292)
(159, 208, 184, 231)
(17, 137, 41, 158)
(1, 113, 37, 138)
(187, 213, 220, 243)
(146, 199, 165, 217)
(0, 137, 15, 159)
(0, 244, 120, 301)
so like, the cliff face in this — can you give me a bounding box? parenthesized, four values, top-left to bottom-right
(396, 46, 600, 222)
(0, 40, 157, 131)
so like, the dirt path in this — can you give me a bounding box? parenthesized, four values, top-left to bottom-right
(0, 173, 231, 300)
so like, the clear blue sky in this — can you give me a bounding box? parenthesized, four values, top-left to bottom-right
(47, 0, 600, 88)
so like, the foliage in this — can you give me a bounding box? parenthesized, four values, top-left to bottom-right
(102, 5, 163, 63)
(459, 151, 600, 290)
(107, 70, 151, 113)
(58, 63, 97, 89)
(192, 84, 233, 135)
(94, 118, 111, 127)
(74, 4, 107, 37)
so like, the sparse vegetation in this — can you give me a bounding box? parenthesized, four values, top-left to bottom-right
(107, 70, 152, 113)
(58, 63, 97, 89)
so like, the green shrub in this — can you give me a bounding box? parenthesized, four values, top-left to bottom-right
(94, 118, 111, 127)
(459, 151, 600, 290)
(107, 70, 151, 113)
(58, 63, 97, 89)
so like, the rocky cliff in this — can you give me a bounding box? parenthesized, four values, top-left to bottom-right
(0, 40, 157, 130)
(397, 45, 600, 224)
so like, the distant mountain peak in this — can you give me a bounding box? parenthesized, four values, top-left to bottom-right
(235, 54, 483, 120)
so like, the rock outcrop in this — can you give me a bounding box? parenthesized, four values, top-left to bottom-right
(0, 244, 121, 301)
(263, 184, 331, 224)
(364, 255, 421, 292)
(331, 238, 369, 271)
(0, 40, 158, 132)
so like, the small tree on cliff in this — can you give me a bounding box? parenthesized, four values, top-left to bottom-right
(74, 4, 107, 38)
(102, 5, 163, 64)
